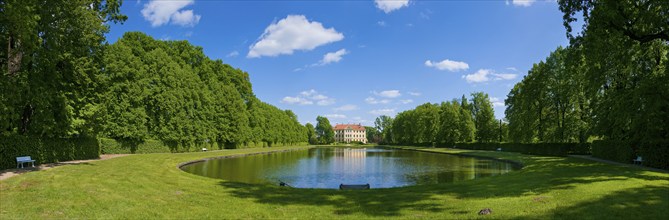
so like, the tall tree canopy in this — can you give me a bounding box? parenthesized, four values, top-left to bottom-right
(388, 93, 494, 146)
(100, 32, 306, 148)
(554, 0, 668, 143)
(1, 0, 126, 137)
(315, 116, 334, 144)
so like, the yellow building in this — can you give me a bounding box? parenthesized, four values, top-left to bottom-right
(333, 124, 367, 144)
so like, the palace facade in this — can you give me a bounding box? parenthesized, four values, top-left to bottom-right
(333, 124, 367, 144)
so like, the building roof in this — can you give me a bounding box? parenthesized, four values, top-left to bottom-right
(333, 124, 365, 131)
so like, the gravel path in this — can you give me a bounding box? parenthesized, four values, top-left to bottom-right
(0, 154, 131, 181)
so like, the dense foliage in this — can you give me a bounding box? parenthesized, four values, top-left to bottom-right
(1, 0, 307, 153)
(0, 135, 99, 169)
(504, 0, 668, 164)
(315, 116, 335, 144)
(99, 32, 307, 149)
(1, 0, 126, 137)
(384, 93, 497, 146)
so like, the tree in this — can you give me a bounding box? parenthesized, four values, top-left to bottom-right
(436, 101, 461, 145)
(315, 116, 334, 144)
(374, 115, 393, 144)
(305, 123, 317, 145)
(470, 92, 497, 143)
(365, 126, 380, 143)
(558, 0, 669, 143)
(0, 0, 126, 137)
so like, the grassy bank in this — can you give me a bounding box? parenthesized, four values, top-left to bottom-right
(1, 146, 667, 219)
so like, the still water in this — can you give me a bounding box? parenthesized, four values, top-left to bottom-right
(181, 147, 518, 189)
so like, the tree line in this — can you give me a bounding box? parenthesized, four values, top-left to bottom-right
(505, 0, 668, 144)
(1, 1, 307, 149)
(368, 92, 504, 146)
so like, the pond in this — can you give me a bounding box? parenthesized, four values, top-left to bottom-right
(180, 147, 519, 189)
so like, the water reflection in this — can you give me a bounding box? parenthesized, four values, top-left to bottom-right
(181, 147, 518, 189)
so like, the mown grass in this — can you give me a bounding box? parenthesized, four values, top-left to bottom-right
(1, 145, 667, 219)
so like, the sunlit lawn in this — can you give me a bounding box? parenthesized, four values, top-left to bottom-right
(1, 145, 667, 219)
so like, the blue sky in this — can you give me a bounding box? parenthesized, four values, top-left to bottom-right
(107, 0, 570, 126)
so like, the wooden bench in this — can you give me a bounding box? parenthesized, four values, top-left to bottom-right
(16, 156, 36, 168)
(339, 183, 370, 190)
(633, 156, 643, 165)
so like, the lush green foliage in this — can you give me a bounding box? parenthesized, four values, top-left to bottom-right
(505, 47, 590, 143)
(1, 0, 307, 153)
(591, 140, 634, 164)
(305, 123, 317, 145)
(364, 126, 380, 143)
(315, 116, 334, 144)
(373, 115, 393, 144)
(0, 0, 126, 137)
(99, 32, 307, 149)
(638, 141, 669, 170)
(444, 143, 581, 157)
(388, 93, 494, 146)
(0, 135, 99, 169)
(1, 146, 667, 219)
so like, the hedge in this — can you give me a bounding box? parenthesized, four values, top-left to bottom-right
(591, 140, 634, 164)
(0, 135, 99, 170)
(637, 141, 669, 170)
(99, 138, 309, 154)
(438, 142, 590, 157)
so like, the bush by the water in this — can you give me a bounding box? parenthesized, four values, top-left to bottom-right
(0, 135, 99, 169)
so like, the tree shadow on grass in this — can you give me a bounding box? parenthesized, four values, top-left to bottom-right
(218, 181, 449, 217)
(519, 185, 669, 220)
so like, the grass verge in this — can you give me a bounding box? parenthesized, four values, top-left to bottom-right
(1, 145, 667, 219)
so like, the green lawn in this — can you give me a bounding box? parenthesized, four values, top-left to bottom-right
(1, 146, 667, 219)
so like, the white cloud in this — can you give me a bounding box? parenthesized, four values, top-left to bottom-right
(369, 108, 396, 115)
(512, 0, 536, 7)
(425, 59, 469, 72)
(398, 99, 413, 104)
(408, 92, 421, 96)
(374, 90, 401, 98)
(490, 97, 505, 107)
(495, 73, 518, 80)
(319, 49, 348, 65)
(226, 51, 239, 58)
(462, 69, 518, 83)
(506, 67, 518, 71)
(141, 0, 201, 27)
(317, 99, 336, 106)
(377, 21, 387, 27)
(281, 96, 313, 105)
(365, 97, 391, 105)
(248, 15, 344, 58)
(325, 114, 347, 119)
(283, 89, 335, 106)
(375, 0, 410, 13)
(334, 104, 358, 112)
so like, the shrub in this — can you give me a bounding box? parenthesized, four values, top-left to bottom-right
(591, 140, 634, 164)
(568, 143, 591, 155)
(0, 135, 99, 170)
(638, 141, 669, 170)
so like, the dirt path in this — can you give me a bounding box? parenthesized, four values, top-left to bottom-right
(0, 154, 131, 181)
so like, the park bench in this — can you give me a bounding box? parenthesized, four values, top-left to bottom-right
(633, 156, 643, 165)
(16, 156, 36, 168)
(339, 183, 370, 190)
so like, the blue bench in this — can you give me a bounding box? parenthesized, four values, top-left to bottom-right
(16, 156, 36, 168)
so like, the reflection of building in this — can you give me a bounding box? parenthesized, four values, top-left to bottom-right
(334, 124, 367, 143)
